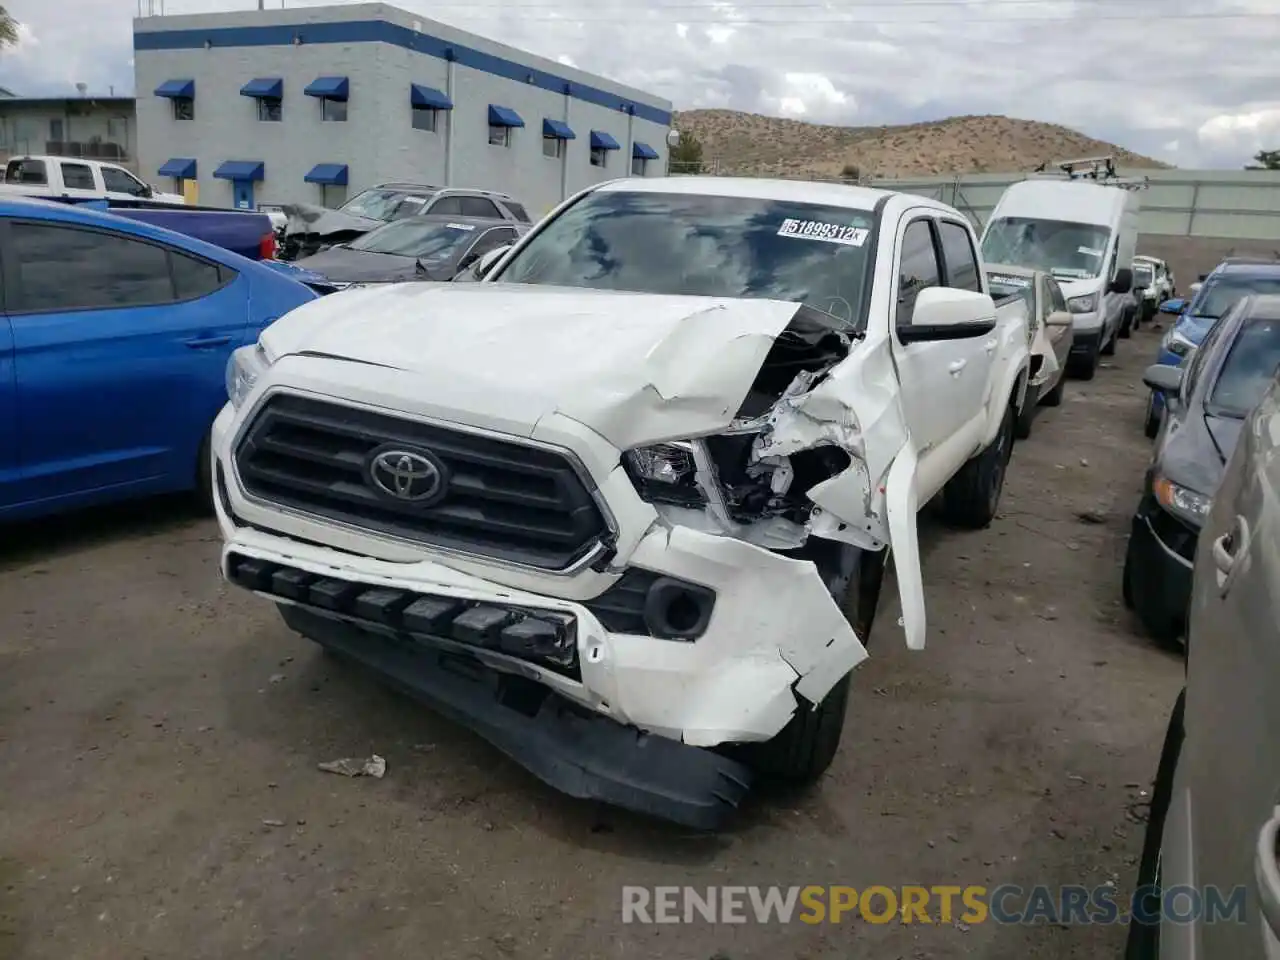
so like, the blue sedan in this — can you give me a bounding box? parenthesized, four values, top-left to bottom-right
(0, 197, 316, 522)
(1144, 260, 1280, 437)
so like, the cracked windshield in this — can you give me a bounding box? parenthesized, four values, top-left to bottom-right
(5, 0, 1280, 958)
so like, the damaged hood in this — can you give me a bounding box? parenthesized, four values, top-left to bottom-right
(282, 202, 382, 238)
(258, 283, 821, 448)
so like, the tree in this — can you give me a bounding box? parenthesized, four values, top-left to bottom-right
(669, 131, 704, 174)
(840, 162, 861, 180)
(1245, 149, 1280, 170)
(0, 7, 18, 48)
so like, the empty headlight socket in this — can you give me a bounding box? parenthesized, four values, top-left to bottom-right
(642, 577, 716, 641)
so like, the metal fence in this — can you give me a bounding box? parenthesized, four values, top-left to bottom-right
(668, 161, 1280, 242)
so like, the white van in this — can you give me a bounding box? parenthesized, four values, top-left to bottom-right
(980, 178, 1139, 380)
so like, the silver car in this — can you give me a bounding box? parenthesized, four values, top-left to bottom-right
(1126, 366, 1280, 958)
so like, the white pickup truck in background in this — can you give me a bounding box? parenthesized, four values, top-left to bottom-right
(212, 176, 1030, 828)
(1, 155, 186, 205)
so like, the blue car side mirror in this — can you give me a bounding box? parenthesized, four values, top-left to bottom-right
(1158, 298, 1187, 315)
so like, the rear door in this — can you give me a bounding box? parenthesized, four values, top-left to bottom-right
(3, 218, 248, 507)
(1181, 370, 1280, 959)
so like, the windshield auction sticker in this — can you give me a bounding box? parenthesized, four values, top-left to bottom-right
(988, 273, 1032, 288)
(777, 219, 869, 247)
(444, 222, 476, 231)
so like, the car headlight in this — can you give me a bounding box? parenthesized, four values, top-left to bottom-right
(1152, 474, 1211, 526)
(623, 441, 707, 506)
(1067, 294, 1098, 313)
(1161, 329, 1197, 359)
(225, 343, 270, 410)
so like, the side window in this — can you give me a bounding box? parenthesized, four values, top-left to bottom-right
(503, 201, 530, 223)
(426, 196, 464, 216)
(467, 227, 516, 261)
(102, 167, 145, 195)
(458, 196, 502, 219)
(10, 222, 173, 312)
(1045, 276, 1067, 313)
(937, 219, 981, 292)
(897, 219, 942, 326)
(61, 162, 95, 190)
(172, 251, 230, 300)
(7, 158, 47, 184)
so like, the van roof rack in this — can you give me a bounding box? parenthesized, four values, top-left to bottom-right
(1032, 154, 1150, 190)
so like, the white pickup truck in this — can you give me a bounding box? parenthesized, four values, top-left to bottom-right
(1, 155, 185, 205)
(212, 177, 1030, 828)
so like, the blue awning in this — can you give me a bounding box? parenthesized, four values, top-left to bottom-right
(410, 84, 453, 109)
(304, 76, 349, 101)
(590, 130, 621, 150)
(213, 160, 265, 182)
(632, 141, 660, 160)
(488, 104, 525, 128)
(304, 163, 349, 186)
(154, 78, 195, 99)
(542, 118, 576, 140)
(158, 157, 197, 179)
(240, 77, 283, 99)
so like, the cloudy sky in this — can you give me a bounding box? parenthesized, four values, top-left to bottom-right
(3, 0, 1279, 168)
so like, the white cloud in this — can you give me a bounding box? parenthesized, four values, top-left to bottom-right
(2, 0, 1278, 168)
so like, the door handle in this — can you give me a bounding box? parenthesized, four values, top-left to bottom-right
(183, 335, 231, 349)
(1212, 515, 1250, 593)
(1255, 805, 1280, 940)
(948, 359, 967, 375)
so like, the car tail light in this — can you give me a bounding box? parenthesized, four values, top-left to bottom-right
(258, 232, 276, 260)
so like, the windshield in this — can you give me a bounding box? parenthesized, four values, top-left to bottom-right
(340, 187, 438, 221)
(1191, 275, 1280, 319)
(348, 219, 478, 260)
(1208, 315, 1280, 418)
(981, 217, 1111, 280)
(1134, 265, 1154, 286)
(985, 271, 1034, 310)
(495, 190, 877, 329)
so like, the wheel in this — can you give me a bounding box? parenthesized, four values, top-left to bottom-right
(1124, 689, 1186, 960)
(1144, 394, 1161, 439)
(1120, 309, 1133, 339)
(940, 403, 1014, 529)
(194, 431, 215, 513)
(1101, 325, 1117, 355)
(1068, 336, 1099, 380)
(1122, 547, 1135, 609)
(1014, 392, 1036, 440)
(1041, 373, 1065, 407)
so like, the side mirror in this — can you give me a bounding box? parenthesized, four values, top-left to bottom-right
(1045, 309, 1073, 328)
(1158, 298, 1187, 315)
(898, 287, 998, 343)
(473, 243, 512, 281)
(1110, 267, 1133, 295)
(1142, 363, 1184, 394)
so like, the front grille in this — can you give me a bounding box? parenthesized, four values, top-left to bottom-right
(234, 394, 609, 570)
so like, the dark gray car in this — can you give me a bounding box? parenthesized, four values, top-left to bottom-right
(291, 215, 528, 286)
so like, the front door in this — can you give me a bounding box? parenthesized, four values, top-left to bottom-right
(0, 313, 16, 510)
(4, 218, 250, 509)
(233, 179, 255, 210)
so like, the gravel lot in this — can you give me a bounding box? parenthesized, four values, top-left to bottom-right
(1, 321, 1187, 960)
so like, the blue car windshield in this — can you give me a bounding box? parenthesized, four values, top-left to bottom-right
(1208, 315, 1280, 418)
(1191, 275, 1280, 319)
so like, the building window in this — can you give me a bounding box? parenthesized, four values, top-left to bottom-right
(543, 134, 563, 159)
(321, 183, 347, 209)
(257, 98, 282, 122)
(631, 156, 647, 176)
(172, 97, 194, 121)
(489, 124, 511, 147)
(590, 146, 607, 168)
(50, 118, 64, 141)
(412, 106, 438, 132)
(321, 97, 347, 122)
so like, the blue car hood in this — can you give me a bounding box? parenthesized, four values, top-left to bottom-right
(1173, 314, 1216, 344)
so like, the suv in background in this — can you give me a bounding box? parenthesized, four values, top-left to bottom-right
(279, 183, 531, 260)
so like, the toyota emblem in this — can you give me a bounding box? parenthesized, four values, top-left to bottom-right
(368, 447, 445, 503)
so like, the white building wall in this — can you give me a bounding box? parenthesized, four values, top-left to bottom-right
(133, 2, 672, 217)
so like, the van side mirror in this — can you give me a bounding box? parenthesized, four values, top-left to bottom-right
(1110, 267, 1133, 295)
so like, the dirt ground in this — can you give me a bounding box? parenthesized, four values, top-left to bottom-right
(0, 321, 1189, 960)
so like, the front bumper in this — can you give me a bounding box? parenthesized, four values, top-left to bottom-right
(1127, 495, 1196, 637)
(210, 383, 868, 744)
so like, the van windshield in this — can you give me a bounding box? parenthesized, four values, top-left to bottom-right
(981, 217, 1111, 281)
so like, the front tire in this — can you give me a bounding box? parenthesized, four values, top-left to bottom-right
(1101, 324, 1118, 355)
(1144, 394, 1161, 439)
(941, 403, 1014, 529)
(194, 432, 214, 513)
(1068, 335, 1100, 380)
(1014, 389, 1037, 440)
(1041, 373, 1066, 407)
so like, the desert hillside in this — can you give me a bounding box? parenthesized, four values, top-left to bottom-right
(672, 110, 1172, 179)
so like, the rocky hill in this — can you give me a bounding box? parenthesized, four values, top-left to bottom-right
(671, 110, 1172, 179)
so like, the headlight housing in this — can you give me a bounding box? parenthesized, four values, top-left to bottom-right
(1152, 474, 1211, 527)
(622, 441, 707, 507)
(225, 343, 270, 410)
(1067, 293, 1098, 314)
(1160, 328, 1197, 359)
